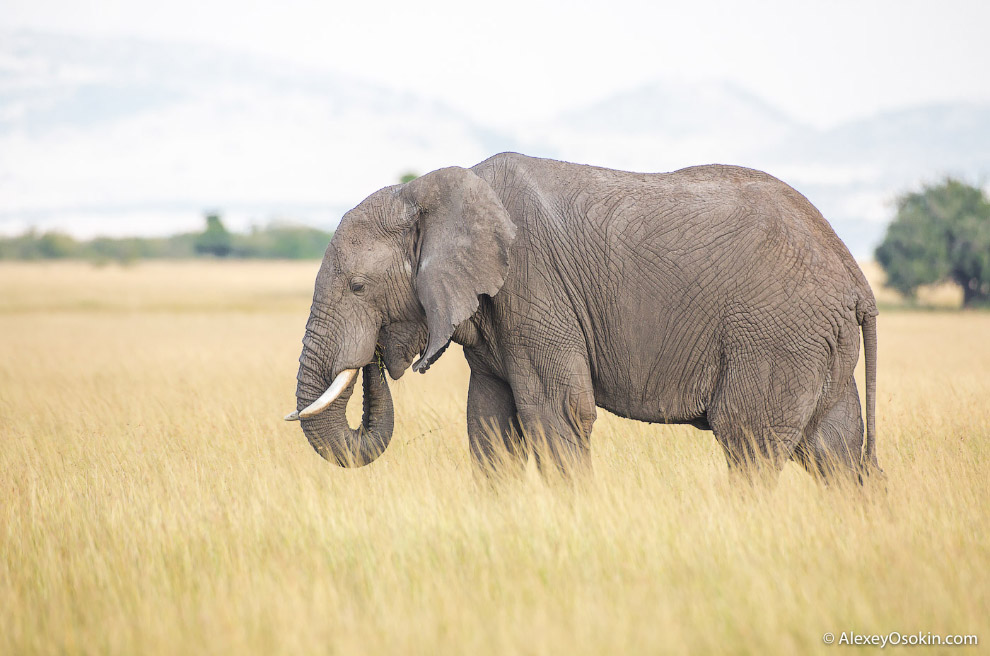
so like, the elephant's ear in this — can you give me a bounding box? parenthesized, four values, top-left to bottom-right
(401, 167, 516, 373)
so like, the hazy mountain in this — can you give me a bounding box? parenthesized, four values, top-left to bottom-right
(518, 79, 802, 173)
(517, 92, 990, 257)
(514, 82, 990, 256)
(755, 104, 990, 255)
(0, 30, 517, 236)
(1, 30, 988, 256)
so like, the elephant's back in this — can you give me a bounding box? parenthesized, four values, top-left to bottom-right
(662, 163, 875, 314)
(477, 153, 876, 317)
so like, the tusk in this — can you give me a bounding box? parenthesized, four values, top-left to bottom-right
(299, 368, 359, 419)
(284, 410, 300, 421)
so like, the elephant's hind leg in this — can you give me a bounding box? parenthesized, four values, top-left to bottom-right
(708, 349, 823, 482)
(792, 376, 864, 483)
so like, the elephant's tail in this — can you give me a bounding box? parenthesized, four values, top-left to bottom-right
(860, 312, 880, 474)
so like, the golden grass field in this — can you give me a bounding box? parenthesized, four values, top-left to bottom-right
(2, 260, 988, 655)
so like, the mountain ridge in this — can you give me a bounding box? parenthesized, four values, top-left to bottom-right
(1, 29, 987, 256)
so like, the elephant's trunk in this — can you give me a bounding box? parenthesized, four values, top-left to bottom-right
(295, 353, 394, 467)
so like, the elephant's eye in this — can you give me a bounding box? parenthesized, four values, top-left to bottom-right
(349, 280, 366, 294)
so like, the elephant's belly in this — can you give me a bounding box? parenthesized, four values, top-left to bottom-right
(583, 284, 721, 429)
(593, 381, 711, 430)
(588, 325, 717, 430)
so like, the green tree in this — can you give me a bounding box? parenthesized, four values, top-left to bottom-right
(194, 212, 232, 257)
(876, 178, 990, 308)
(399, 171, 418, 184)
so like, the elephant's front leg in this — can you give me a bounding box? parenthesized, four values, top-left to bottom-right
(466, 370, 526, 477)
(512, 364, 597, 479)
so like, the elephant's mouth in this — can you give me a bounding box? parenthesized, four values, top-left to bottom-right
(378, 322, 429, 380)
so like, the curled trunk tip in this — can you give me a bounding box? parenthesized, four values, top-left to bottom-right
(295, 362, 395, 467)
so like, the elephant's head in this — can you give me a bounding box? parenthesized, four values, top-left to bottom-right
(286, 166, 516, 466)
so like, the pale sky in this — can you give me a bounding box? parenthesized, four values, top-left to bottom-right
(6, 0, 990, 129)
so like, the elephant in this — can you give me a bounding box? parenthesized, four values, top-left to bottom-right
(286, 152, 880, 482)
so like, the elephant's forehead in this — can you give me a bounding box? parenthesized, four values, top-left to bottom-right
(335, 191, 404, 242)
(330, 211, 394, 267)
(334, 211, 373, 244)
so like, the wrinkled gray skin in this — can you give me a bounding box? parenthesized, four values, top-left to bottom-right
(294, 152, 880, 482)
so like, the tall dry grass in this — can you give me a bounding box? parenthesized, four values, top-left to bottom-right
(1, 261, 987, 654)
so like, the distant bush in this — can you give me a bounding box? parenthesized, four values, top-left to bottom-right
(0, 216, 332, 262)
(87, 234, 199, 262)
(234, 223, 333, 259)
(0, 229, 79, 260)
